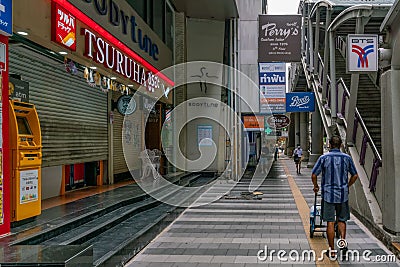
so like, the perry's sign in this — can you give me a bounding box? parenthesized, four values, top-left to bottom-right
(258, 15, 301, 62)
(347, 34, 378, 72)
(286, 92, 315, 113)
(266, 114, 290, 129)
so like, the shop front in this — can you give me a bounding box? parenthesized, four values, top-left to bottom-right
(10, 0, 174, 202)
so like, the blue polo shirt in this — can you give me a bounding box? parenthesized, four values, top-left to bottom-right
(312, 149, 357, 203)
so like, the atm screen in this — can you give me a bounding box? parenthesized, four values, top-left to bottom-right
(17, 117, 32, 135)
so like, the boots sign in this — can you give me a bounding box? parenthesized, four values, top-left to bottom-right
(286, 92, 315, 112)
(258, 15, 301, 62)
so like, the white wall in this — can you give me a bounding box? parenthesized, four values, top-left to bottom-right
(238, 0, 262, 113)
(186, 18, 226, 172)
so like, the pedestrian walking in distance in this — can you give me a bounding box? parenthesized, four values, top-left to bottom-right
(311, 136, 358, 259)
(293, 144, 303, 174)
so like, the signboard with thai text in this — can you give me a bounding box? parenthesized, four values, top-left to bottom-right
(259, 62, 286, 114)
(243, 116, 264, 131)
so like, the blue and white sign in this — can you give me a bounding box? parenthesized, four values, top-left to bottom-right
(0, 0, 12, 36)
(286, 92, 315, 112)
(347, 34, 378, 72)
(259, 62, 286, 114)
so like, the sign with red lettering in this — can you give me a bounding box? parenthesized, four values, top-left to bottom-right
(51, 1, 77, 51)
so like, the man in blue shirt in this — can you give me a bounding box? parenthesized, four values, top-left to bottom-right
(311, 136, 358, 258)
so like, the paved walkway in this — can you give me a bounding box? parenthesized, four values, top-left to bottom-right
(127, 157, 399, 266)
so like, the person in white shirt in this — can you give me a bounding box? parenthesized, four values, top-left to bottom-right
(293, 145, 303, 174)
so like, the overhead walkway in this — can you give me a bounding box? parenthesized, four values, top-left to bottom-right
(127, 158, 398, 266)
(291, 0, 395, 250)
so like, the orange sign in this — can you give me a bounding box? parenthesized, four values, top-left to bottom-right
(243, 116, 264, 130)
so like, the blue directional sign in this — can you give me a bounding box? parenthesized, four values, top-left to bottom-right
(0, 0, 12, 36)
(286, 92, 315, 113)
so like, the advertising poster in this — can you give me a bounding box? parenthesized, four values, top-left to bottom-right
(259, 62, 286, 114)
(20, 169, 39, 204)
(197, 125, 213, 146)
(258, 15, 301, 62)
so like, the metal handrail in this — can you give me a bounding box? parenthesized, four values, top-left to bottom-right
(318, 53, 324, 69)
(355, 108, 382, 162)
(337, 78, 350, 97)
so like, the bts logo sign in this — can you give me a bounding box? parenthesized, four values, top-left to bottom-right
(347, 35, 378, 72)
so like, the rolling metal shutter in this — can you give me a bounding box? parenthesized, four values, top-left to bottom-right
(112, 91, 142, 175)
(9, 45, 108, 167)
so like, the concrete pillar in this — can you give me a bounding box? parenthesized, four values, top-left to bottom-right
(329, 29, 337, 121)
(286, 113, 296, 156)
(346, 17, 365, 146)
(322, 8, 331, 101)
(308, 108, 323, 167)
(295, 113, 300, 147)
(300, 112, 308, 161)
(287, 113, 296, 155)
(313, 9, 320, 76)
(382, 69, 400, 234)
(308, 17, 314, 72)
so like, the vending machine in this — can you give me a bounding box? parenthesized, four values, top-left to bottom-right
(9, 100, 42, 222)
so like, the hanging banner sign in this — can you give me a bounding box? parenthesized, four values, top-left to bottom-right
(286, 92, 315, 112)
(266, 114, 290, 129)
(258, 15, 301, 62)
(243, 116, 265, 131)
(51, 1, 77, 51)
(259, 62, 286, 114)
(347, 34, 378, 72)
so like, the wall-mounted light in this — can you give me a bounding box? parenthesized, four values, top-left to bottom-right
(59, 51, 68, 55)
(90, 66, 97, 70)
(17, 31, 29, 36)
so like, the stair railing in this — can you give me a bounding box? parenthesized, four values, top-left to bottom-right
(352, 108, 382, 192)
(337, 78, 351, 123)
(336, 36, 347, 58)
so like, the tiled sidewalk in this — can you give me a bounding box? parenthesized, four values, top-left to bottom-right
(127, 158, 399, 267)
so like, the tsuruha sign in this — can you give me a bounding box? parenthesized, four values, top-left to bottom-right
(347, 34, 378, 72)
(83, 29, 172, 96)
(286, 92, 315, 113)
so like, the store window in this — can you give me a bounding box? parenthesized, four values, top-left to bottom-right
(127, 0, 146, 21)
(152, 0, 165, 41)
(165, 2, 174, 50)
(127, 0, 174, 50)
